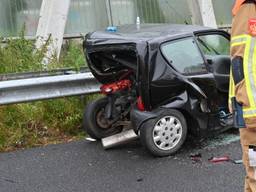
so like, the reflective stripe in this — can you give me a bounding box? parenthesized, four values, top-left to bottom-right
(231, 37, 248, 47)
(243, 108, 256, 118)
(231, 42, 247, 47)
(231, 35, 249, 44)
(231, 34, 249, 42)
(229, 69, 235, 105)
(251, 38, 256, 105)
(247, 37, 256, 107)
(231, 37, 247, 44)
(243, 38, 256, 107)
(244, 108, 256, 113)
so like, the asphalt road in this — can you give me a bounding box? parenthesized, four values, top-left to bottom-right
(0, 130, 244, 192)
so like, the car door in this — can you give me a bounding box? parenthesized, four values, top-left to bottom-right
(160, 37, 214, 108)
(160, 32, 230, 113)
(194, 32, 231, 112)
(150, 37, 208, 108)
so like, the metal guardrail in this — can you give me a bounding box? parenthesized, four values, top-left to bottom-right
(0, 71, 100, 105)
(0, 67, 90, 81)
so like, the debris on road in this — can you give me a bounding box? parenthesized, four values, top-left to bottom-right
(233, 159, 243, 164)
(190, 153, 202, 163)
(85, 137, 97, 142)
(208, 156, 230, 163)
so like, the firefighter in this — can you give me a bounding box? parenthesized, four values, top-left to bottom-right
(230, 0, 256, 191)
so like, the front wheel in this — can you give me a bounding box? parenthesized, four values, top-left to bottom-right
(83, 97, 122, 140)
(140, 109, 187, 157)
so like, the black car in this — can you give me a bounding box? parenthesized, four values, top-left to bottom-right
(83, 24, 232, 157)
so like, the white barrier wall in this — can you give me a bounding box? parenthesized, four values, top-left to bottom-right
(213, 0, 234, 27)
(0, 0, 235, 37)
(35, 0, 70, 63)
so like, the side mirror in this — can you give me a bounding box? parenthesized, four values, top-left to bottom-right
(211, 56, 231, 75)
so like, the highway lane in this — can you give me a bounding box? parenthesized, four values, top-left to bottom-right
(0, 130, 244, 192)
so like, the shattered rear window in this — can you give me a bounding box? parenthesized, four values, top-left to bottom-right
(88, 49, 137, 74)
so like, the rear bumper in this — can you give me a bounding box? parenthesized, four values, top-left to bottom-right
(130, 107, 158, 133)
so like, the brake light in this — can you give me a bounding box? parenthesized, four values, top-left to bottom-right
(100, 79, 131, 95)
(137, 96, 145, 111)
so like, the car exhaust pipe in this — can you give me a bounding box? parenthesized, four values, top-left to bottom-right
(102, 129, 139, 149)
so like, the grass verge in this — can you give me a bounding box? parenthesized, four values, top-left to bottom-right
(0, 30, 95, 152)
(0, 95, 100, 152)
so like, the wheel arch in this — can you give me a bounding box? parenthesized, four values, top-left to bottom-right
(178, 109, 200, 135)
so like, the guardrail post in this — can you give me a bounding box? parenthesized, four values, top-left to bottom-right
(35, 0, 70, 65)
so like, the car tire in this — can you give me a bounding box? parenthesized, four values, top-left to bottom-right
(140, 109, 187, 157)
(83, 97, 122, 140)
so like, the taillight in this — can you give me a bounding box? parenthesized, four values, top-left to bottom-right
(100, 79, 131, 95)
(137, 96, 145, 111)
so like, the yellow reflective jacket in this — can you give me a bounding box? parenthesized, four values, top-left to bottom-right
(230, 3, 256, 128)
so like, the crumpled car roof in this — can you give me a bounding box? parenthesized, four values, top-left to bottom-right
(88, 24, 212, 42)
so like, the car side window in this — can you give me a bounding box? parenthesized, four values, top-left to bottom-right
(196, 34, 230, 56)
(161, 38, 207, 75)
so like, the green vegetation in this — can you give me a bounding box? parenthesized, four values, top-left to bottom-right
(0, 28, 86, 73)
(0, 95, 99, 152)
(0, 31, 94, 152)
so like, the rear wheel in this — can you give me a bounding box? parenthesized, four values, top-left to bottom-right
(83, 97, 122, 139)
(140, 109, 187, 157)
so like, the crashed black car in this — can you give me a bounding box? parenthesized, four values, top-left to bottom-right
(83, 24, 232, 157)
